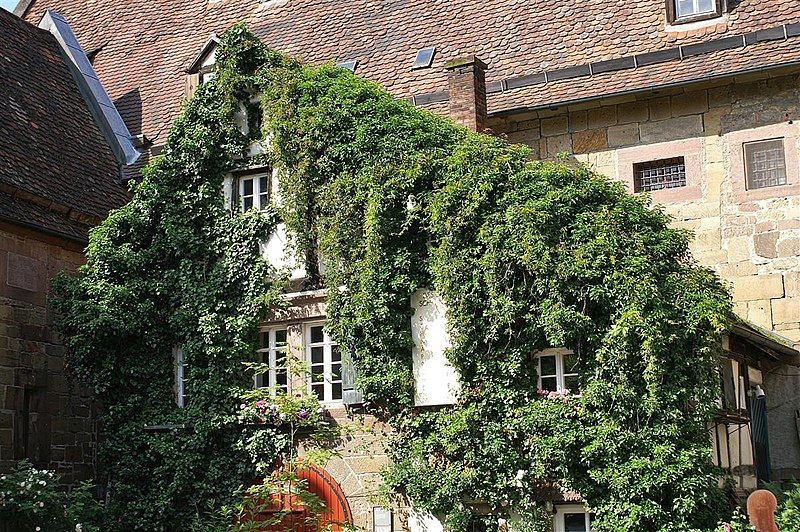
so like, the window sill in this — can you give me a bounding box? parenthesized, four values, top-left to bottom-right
(639, 184, 703, 204)
(739, 182, 799, 203)
(665, 13, 726, 32)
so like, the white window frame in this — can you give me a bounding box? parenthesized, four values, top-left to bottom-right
(174, 346, 188, 408)
(670, 0, 722, 23)
(256, 328, 289, 396)
(536, 348, 579, 393)
(305, 322, 342, 405)
(553, 504, 591, 532)
(239, 172, 270, 212)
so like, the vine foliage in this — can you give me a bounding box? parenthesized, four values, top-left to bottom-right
(54, 24, 733, 531)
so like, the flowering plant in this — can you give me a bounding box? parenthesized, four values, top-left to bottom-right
(536, 388, 581, 401)
(0, 461, 103, 531)
(238, 392, 327, 427)
(0, 461, 64, 531)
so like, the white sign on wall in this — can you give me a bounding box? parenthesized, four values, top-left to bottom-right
(411, 289, 459, 406)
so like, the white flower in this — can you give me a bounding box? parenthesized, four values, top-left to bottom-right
(76, 524, 83, 531)
(38, 501, 45, 507)
(38, 480, 46, 486)
(35, 527, 41, 531)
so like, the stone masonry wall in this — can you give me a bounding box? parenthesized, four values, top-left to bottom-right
(0, 222, 98, 486)
(487, 71, 800, 345)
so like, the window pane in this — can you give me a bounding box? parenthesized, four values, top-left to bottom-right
(243, 197, 253, 210)
(540, 355, 557, 376)
(745, 139, 786, 189)
(676, 0, 695, 17)
(331, 346, 341, 362)
(276, 370, 287, 386)
(311, 364, 324, 376)
(260, 332, 269, 348)
(243, 178, 253, 196)
(274, 329, 287, 346)
(259, 176, 269, 194)
(310, 326, 324, 344)
(564, 513, 588, 532)
(312, 384, 324, 399)
(332, 362, 341, 380)
(564, 374, 580, 392)
(332, 382, 342, 401)
(697, 0, 714, 12)
(541, 376, 557, 391)
(563, 353, 579, 373)
(311, 347, 324, 364)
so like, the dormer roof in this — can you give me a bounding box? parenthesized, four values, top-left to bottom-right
(186, 34, 219, 73)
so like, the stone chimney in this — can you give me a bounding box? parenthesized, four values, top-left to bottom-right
(444, 56, 488, 133)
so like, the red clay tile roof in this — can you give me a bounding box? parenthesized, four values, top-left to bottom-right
(0, 9, 130, 240)
(489, 37, 800, 113)
(19, 0, 800, 145)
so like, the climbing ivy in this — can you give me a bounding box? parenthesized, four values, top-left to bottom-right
(54, 23, 734, 531)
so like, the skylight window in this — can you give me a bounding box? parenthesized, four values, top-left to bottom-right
(336, 60, 358, 72)
(412, 47, 436, 70)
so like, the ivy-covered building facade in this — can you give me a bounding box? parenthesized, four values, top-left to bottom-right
(10, 0, 800, 530)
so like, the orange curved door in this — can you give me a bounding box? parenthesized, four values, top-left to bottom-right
(243, 464, 353, 531)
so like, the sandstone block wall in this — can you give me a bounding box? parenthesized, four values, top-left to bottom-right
(0, 223, 98, 486)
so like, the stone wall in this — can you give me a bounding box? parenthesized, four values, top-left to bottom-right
(311, 410, 407, 531)
(0, 222, 98, 486)
(488, 70, 800, 345)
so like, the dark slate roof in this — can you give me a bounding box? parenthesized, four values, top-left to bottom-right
(18, 0, 800, 145)
(0, 9, 130, 240)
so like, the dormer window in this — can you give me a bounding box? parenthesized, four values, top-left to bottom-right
(185, 35, 219, 99)
(667, 0, 724, 24)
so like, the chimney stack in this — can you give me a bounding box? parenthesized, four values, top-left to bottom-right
(444, 56, 488, 133)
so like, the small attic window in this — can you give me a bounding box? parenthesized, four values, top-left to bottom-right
(667, 0, 724, 24)
(337, 60, 358, 72)
(412, 47, 436, 70)
(186, 35, 219, 98)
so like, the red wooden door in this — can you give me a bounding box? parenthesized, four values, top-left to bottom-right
(242, 464, 353, 531)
